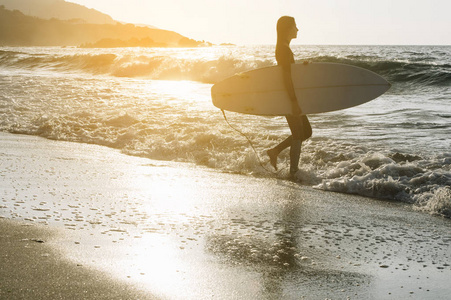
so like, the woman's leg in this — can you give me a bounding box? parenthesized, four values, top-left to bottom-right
(267, 115, 303, 173)
(287, 115, 303, 176)
(267, 136, 292, 170)
(289, 139, 302, 175)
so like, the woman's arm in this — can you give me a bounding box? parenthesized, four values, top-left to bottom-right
(282, 64, 302, 115)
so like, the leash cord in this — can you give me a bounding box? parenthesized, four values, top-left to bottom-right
(220, 109, 281, 174)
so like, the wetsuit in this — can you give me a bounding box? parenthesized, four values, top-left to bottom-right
(275, 44, 312, 141)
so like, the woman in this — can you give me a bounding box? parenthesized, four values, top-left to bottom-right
(267, 16, 312, 177)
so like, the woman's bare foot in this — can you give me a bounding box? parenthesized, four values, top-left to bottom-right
(267, 149, 278, 171)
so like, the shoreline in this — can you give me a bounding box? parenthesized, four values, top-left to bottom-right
(1, 132, 450, 299)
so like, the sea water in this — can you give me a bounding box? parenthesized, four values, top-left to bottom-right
(0, 45, 450, 217)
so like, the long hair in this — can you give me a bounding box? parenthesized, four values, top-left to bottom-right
(277, 16, 295, 43)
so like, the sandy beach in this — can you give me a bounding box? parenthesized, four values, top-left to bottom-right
(1, 132, 450, 299)
(0, 218, 156, 299)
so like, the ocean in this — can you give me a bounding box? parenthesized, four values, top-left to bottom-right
(0, 45, 450, 218)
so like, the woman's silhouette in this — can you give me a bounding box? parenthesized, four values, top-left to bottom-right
(267, 16, 312, 178)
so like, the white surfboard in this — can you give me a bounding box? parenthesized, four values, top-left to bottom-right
(211, 62, 390, 115)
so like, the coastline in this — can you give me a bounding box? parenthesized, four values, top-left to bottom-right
(1, 132, 450, 299)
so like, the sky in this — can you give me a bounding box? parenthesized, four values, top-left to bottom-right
(66, 0, 451, 45)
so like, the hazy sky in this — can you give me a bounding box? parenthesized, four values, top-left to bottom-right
(66, 0, 451, 45)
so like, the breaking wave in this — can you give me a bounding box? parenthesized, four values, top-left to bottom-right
(1, 46, 450, 87)
(0, 49, 272, 83)
(309, 55, 451, 87)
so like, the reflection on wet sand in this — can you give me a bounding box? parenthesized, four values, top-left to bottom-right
(1, 133, 450, 299)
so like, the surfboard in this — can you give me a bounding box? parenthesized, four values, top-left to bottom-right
(211, 62, 391, 116)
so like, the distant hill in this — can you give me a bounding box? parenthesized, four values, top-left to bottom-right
(0, 0, 115, 24)
(0, 6, 208, 47)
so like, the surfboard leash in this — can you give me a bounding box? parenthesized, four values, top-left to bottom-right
(220, 109, 282, 175)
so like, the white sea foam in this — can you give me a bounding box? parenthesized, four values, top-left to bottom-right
(415, 187, 451, 216)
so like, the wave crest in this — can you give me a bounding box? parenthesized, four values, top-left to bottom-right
(0, 49, 273, 83)
(2, 48, 449, 86)
(309, 55, 451, 87)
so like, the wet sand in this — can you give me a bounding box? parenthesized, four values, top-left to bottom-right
(0, 218, 155, 299)
(1, 132, 450, 299)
